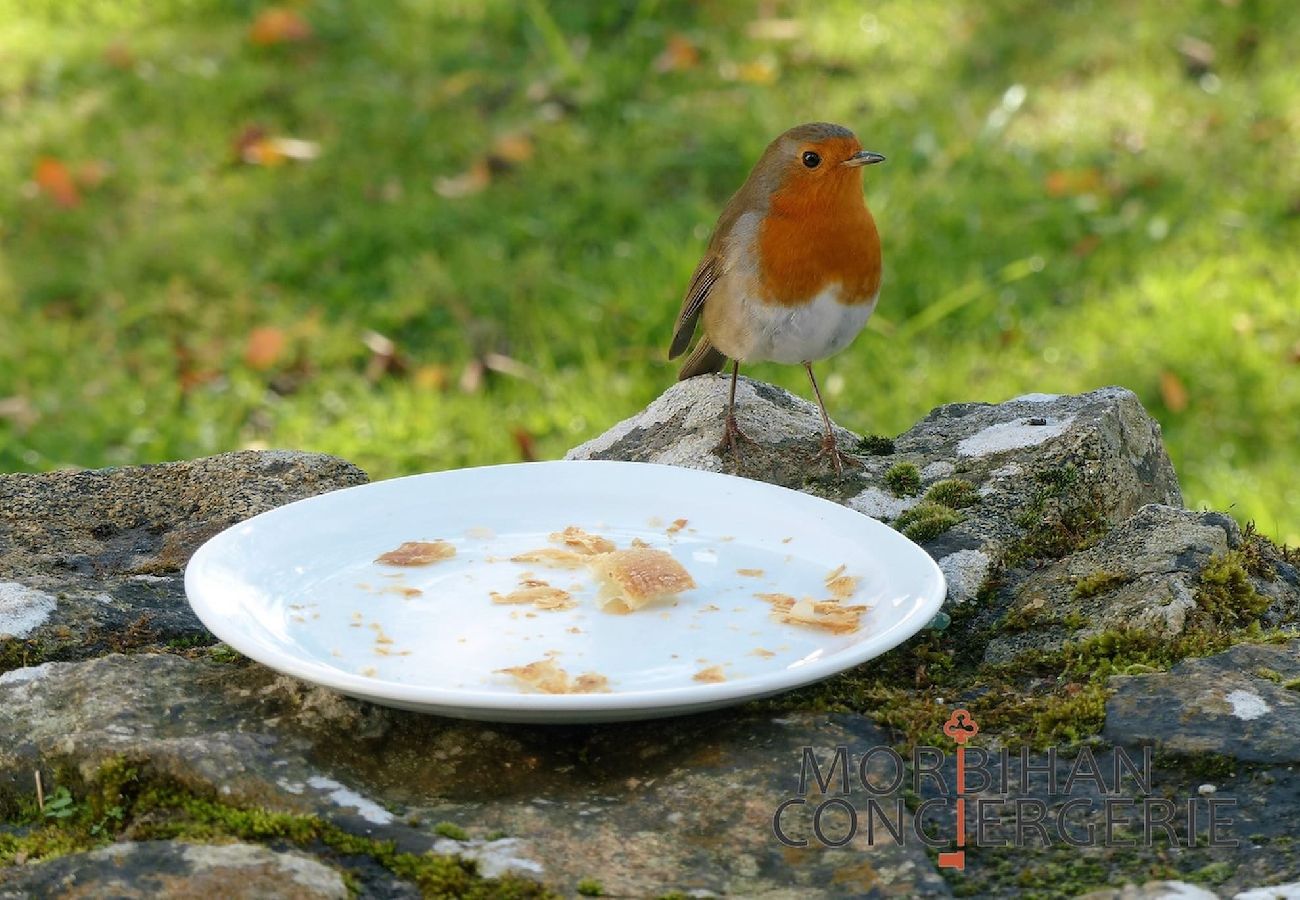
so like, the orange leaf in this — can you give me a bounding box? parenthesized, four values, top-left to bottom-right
(245, 326, 287, 370)
(512, 427, 538, 462)
(34, 157, 80, 208)
(489, 132, 535, 166)
(654, 33, 700, 73)
(1044, 168, 1102, 198)
(249, 8, 312, 46)
(1159, 370, 1188, 413)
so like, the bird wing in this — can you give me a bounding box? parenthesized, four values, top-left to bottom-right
(668, 253, 720, 360)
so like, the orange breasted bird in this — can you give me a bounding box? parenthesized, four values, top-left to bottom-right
(668, 122, 885, 474)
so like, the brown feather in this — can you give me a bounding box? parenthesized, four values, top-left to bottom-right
(676, 337, 728, 380)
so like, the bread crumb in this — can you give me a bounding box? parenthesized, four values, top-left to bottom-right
(359, 666, 378, 677)
(510, 547, 587, 569)
(737, 568, 764, 577)
(589, 547, 696, 612)
(666, 518, 688, 534)
(566, 626, 583, 634)
(490, 581, 577, 611)
(825, 565, 859, 600)
(751, 648, 776, 658)
(693, 665, 726, 683)
(375, 540, 456, 566)
(495, 657, 610, 694)
(549, 526, 616, 555)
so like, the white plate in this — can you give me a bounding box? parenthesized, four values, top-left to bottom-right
(185, 460, 945, 723)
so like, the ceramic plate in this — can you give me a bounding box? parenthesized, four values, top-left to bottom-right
(185, 460, 945, 723)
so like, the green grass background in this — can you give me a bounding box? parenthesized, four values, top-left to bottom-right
(1, 0, 1297, 544)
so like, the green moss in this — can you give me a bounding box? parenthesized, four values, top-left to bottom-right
(0, 758, 552, 898)
(895, 501, 962, 542)
(1072, 570, 1127, 599)
(576, 878, 604, 896)
(856, 435, 895, 456)
(1000, 600, 1048, 632)
(923, 478, 979, 509)
(1005, 465, 1108, 566)
(1253, 666, 1283, 683)
(1187, 861, 1235, 884)
(1196, 550, 1270, 627)
(883, 462, 921, 497)
(433, 821, 468, 841)
(1283, 677, 1300, 691)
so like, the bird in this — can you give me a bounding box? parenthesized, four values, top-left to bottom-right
(668, 122, 884, 475)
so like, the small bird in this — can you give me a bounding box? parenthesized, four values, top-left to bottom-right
(668, 122, 884, 474)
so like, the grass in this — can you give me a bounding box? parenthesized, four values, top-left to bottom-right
(1, 0, 1297, 543)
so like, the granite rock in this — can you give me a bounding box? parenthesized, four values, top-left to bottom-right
(0, 452, 367, 666)
(1104, 639, 1300, 764)
(0, 841, 349, 900)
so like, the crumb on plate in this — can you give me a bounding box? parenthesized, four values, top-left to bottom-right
(495, 657, 610, 694)
(589, 547, 696, 613)
(375, 540, 456, 566)
(693, 665, 726, 683)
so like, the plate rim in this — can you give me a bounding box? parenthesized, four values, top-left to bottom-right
(184, 459, 947, 715)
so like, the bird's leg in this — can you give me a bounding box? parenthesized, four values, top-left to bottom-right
(714, 360, 757, 462)
(805, 363, 860, 476)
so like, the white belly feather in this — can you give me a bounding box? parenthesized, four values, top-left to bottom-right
(740, 285, 877, 365)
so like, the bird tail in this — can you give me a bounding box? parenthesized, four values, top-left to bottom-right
(677, 338, 729, 381)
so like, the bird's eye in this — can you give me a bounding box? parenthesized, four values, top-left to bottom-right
(801, 150, 821, 169)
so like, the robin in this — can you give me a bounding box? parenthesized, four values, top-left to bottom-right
(668, 122, 884, 474)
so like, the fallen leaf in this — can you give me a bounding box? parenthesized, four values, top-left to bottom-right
(1176, 35, 1215, 77)
(245, 326, 287, 370)
(483, 352, 533, 379)
(34, 157, 80, 208)
(720, 58, 777, 85)
(513, 427, 538, 462)
(1159, 370, 1188, 413)
(103, 41, 134, 70)
(1071, 234, 1102, 257)
(654, 33, 700, 73)
(434, 159, 490, 198)
(234, 126, 320, 166)
(362, 330, 406, 381)
(488, 132, 535, 168)
(249, 8, 312, 47)
(1044, 168, 1102, 198)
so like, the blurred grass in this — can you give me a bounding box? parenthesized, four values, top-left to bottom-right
(0, 0, 1297, 544)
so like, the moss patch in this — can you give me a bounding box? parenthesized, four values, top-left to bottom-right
(1072, 570, 1127, 599)
(856, 435, 896, 456)
(1196, 550, 1270, 628)
(895, 501, 963, 542)
(1006, 465, 1108, 566)
(0, 757, 553, 899)
(883, 462, 922, 497)
(923, 478, 979, 509)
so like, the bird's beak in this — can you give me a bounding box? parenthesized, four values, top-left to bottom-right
(842, 150, 886, 168)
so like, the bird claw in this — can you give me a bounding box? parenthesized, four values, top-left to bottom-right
(812, 434, 863, 476)
(715, 414, 758, 464)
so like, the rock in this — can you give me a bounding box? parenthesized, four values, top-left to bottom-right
(0, 653, 948, 898)
(0, 452, 367, 667)
(566, 374, 861, 487)
(984, 506, 1237, 661)
(570, 381, 1182, 607)
(4, 383, 1298, 895)
(1104, 640, 1300, 763)
(0, 840, 349, 899)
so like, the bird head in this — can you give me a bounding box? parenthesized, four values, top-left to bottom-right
(747, 123, 884, 212)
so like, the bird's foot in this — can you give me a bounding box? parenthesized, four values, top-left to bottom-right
(813, 433, 863, 477)
(715, 413, 758, 464)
